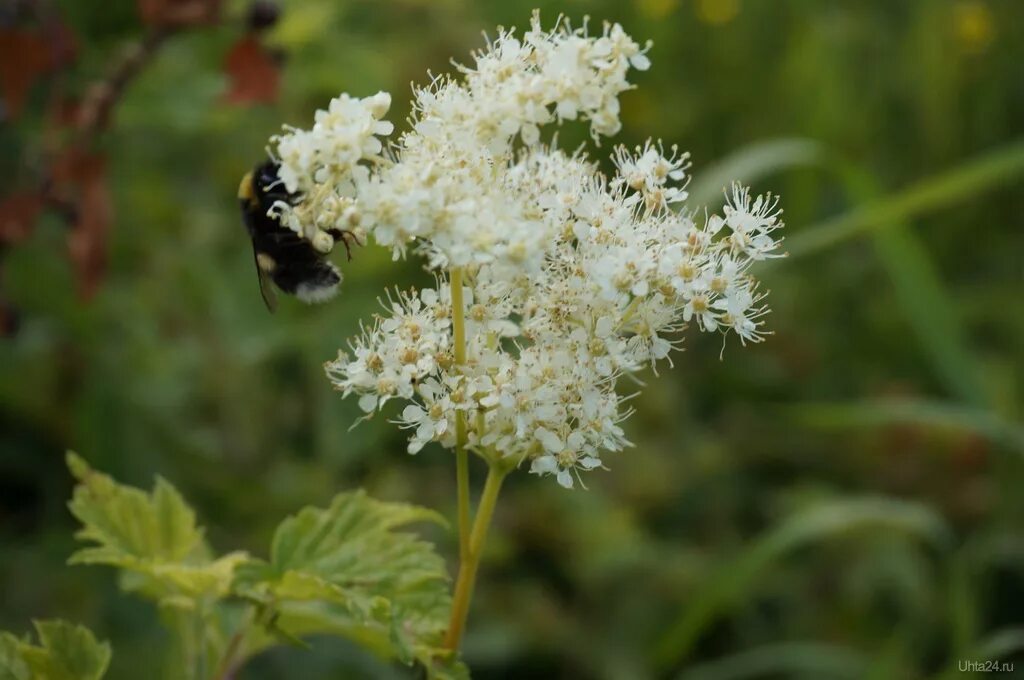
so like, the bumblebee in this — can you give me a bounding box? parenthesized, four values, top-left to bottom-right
(237, 160, 358, 311)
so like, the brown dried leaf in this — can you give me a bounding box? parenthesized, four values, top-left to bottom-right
(0, 192, 45, 245)
(48, 93, 82, 128)
(223, 34, 280, 105)
(0, 20, 77, 121)
(137, 0, 222, 28)
(46, 18, 79, 70)
(50, 147, 95, 188)
(0, 29, 51, 119)
(0, 296, 18, 337)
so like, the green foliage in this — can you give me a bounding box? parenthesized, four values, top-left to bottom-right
(0, 621, 111, 680)
(655, 497, 952, 668)
(791, 398, 1024, 455)
(677, 642, 869, 680)
(67, 452, 244, 604)
(686, 138, 824, 208)
(832, 162, 988, 406)
(3, 1, 1024, 678)
(64, 454, 458, 678)
(67, 451, 201, 564)
(234, 491, 456, 675)
(784, 140, 1024, 259)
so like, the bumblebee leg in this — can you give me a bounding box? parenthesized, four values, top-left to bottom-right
(326, 229, 363, 261)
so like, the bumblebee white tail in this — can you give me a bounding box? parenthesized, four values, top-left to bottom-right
(295, 265, 342, 304)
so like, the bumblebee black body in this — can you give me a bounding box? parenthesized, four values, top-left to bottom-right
(238, 161, 347, 311)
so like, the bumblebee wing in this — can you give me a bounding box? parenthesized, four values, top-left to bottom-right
(253, 247, 279, 313)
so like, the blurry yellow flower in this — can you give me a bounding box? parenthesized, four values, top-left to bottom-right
(952, 0, 995, 55)
(695, 0, 740, 26)
(636, 0, 679, 20)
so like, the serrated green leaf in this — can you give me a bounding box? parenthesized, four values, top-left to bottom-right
(0, 632, 31, 680)
(234, 490, 453, 672)
(0, 621, 110, 680)
(425, 653, 470, 680)
(67, 452, 203, 566)
(117, 552, 250, 603)
(268, 490, 446, 573)
(66, 453, 245, 602)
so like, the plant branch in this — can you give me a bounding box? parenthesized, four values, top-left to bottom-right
(76, 25, 175, 136)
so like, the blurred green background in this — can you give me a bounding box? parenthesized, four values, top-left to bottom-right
(2, 0, 1023, 678)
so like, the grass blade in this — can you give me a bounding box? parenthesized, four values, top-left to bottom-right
(784, 140, 1024, 259)
(832, 163, 986, 404)
(934, 628, 1024, 680)
(789, 398, 1024, 455)
(677, 642, 869, 680)
(689, 138, 824, 208)
(654, 497, 952, 671)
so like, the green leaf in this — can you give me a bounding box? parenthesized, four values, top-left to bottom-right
(67, 452, 203, 566)
(0, 633, 31, 680)
(234, 490, 453, 672)
(425, 654, 470, 680)
(1, 621, 111, 680)
(66, 452, 245, 601)
(654, 497, 952, 670)
(116, 552, 250, 604)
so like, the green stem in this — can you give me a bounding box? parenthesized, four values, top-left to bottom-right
(444, 464, 507, 651)
(450, 267, 471, 562)
(213, 606, 254, 680)
(193, 607, 206, 680)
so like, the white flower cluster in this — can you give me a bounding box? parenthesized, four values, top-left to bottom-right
(270, 92, 394, 245)
(276, 13, 784, 488)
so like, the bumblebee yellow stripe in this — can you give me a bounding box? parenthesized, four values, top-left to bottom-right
(238, 170, 256, 203)
(256, 252, 277, 273)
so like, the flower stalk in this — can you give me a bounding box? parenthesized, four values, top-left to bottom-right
(444, 463, 507, 651)
(212, 607, 254, 680)
(450, 267, 471, 562)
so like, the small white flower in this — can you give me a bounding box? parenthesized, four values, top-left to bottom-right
(531, 455, 558, 476)
(556, 469, 575, 489)
(358, 393, 378, 413)
(398, 400, 451, 454)
(535, 427, 565, 453)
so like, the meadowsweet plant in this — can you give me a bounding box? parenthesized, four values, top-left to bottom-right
(1, 13, 785, 680)
(271, 11, 785, 652)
